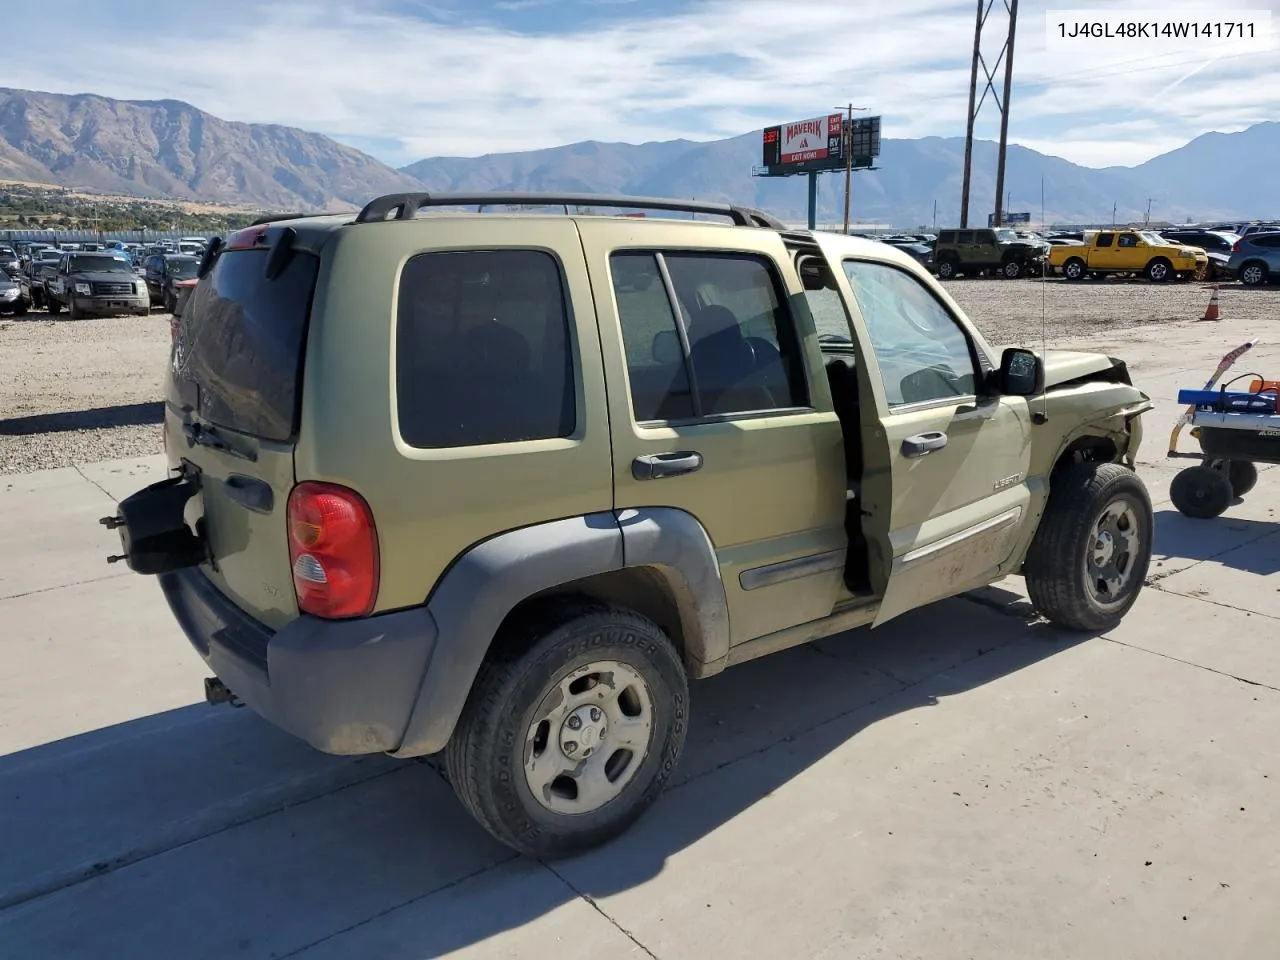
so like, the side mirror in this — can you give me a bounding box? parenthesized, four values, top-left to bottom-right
(999, 347, 1044, 396)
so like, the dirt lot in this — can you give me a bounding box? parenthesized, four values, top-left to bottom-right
(2, 277, 1277, 475)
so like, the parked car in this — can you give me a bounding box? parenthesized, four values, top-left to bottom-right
(20, 249, 64, 310)
(1048, 229, 1207, 281)
(1225, 232, 1280, 286)
(103, 191, 1156, 860)
(1156, 229, 1240, 281)
(932, 227, 1049, 279)
(0, 272, 28, 315)
(895, 241, 935, 267)
(144, 254, 201, 310)
(0, 244, 21, 278)
(45, 251, 151, 318)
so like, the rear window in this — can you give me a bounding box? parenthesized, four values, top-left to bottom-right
(172, 247, 318, 442)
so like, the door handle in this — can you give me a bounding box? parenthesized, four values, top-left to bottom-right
(632, 451, 704, 481)
(901, 431, 948, 458)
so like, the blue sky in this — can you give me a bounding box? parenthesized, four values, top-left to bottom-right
(10, 0, 1278, 169)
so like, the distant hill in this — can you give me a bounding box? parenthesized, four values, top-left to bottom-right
(0, 88, 423, 211)
(403, 123, 1280, 227)
(0, 85, 1274, 227)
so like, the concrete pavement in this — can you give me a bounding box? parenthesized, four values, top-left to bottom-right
(1, 317, 1278, 959)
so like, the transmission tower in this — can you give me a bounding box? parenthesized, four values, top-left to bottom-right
(959, 0, 1019, 228)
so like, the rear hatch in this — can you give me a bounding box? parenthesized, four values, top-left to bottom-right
(165, 226, 321, 629)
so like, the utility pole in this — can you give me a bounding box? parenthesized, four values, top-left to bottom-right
(837, 104, 869, 234)
(1145, 198, 1155, 226)
(960, 0, 1018, 228)
(1112, 202, 1117, 228)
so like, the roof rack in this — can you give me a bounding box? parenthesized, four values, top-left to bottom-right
(352, 192, 786, 229)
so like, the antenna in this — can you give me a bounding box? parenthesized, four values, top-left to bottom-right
(1037, 175, 1048, 424)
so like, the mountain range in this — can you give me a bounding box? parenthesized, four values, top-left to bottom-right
(0, 87, 1275, 227)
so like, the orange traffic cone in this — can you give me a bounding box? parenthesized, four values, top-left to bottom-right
(1199, 284, 1222, 322)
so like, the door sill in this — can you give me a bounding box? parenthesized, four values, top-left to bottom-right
(725, 595, 880, 668)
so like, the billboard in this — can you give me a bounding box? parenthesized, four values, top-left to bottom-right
(760, 114, 881, 174)
(989, 211, 1032, 226)
(763, 113, 843, 169)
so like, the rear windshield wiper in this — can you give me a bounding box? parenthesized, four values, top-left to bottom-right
(183, 421, 257, 463)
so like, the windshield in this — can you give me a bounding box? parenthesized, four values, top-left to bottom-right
(70, 255, 132, 274)
(994, 229, 1018, 243)
(166, 258, 199, 278)
(1140, 232, 1166, 245)
(37, 250, 61, 262)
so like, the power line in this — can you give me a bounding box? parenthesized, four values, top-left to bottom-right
(1020, 47, 1270, 88)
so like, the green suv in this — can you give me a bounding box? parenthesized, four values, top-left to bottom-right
(932, 227, 1050, 279)
(103, 192, 1155, 858)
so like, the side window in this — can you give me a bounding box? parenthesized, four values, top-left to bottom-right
(610, 251, 809, 420)
(937, 231, 956, 244)
(395, 249, 575, 448)
(1118, 234, 1138, 248)
(842, 260, 978, 407)
(976, 230, 995, 245)
(1096, 233, 1115, 247)
(1254, 235, 1280, 248)
(957, 231, 975, 244)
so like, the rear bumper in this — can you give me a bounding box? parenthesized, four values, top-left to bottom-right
(159, 567, 439, 755)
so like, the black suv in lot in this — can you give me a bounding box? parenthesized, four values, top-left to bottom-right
(932, 228, 1049, 279)
(45, 251, 151, 318)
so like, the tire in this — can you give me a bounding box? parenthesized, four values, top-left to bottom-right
(1002, 259, 1023, 279)
(936, 258, 957, 280)
(1239, 261, 1269, 287)
(1208, 459, 1258, 498)
(445, 599, 689, 859)
(14, 300, 26, 317)
(1063, 257, 1086, 281)
(69, 297, 83, 320)
(165, 291, 176, 313)
(1169, 465, 1233, 519)
(1024, 462, 1153, 632)
(1145, 258, 1172, 282)
(48, 297, 61, 316)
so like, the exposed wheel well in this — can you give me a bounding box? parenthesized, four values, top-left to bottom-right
(497, 566, 708, 677)
(1052, 435, 1120, 478)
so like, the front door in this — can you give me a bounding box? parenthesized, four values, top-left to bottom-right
(833, 255, 1034, 625)
(580, 219, 848, 647)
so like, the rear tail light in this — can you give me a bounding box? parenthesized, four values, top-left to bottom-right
(287, 482, 379, 618)
(1232, 240, 1241, 252)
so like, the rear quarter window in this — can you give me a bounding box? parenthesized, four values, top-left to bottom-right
(394, 249, 575, 448)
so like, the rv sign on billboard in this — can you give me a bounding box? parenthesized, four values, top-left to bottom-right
(779, 113, 844, 166)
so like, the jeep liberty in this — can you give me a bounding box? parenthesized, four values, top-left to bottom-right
(103, 192, 1156, 858)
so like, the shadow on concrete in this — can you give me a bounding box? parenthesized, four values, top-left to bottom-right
(0, 402, 163, 436)
(1152, 509, 1280, 576)
(0, 594, 1090, 959)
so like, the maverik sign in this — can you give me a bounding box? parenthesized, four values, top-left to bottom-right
(779, 113, 844, 166)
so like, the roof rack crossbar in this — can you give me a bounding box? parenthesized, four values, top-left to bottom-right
(353, 192, 785, 229)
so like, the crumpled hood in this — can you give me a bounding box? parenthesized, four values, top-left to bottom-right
(1040, 349, 1130, 388)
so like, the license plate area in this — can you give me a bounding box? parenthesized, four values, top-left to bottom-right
(101, 466, 209, 575)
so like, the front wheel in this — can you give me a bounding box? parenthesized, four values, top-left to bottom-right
(1024, 462, 1153, 632)
(936, 258, 957, 280)
(1002, 259, 1023, 279)
(1145, 258, 1172, 282)
(1170, 465, 1233, 518)
(445, 600, 688, 859)
(69, 296, 83, 320)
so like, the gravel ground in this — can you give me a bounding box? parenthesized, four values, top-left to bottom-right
(3, 278, 1278, 476)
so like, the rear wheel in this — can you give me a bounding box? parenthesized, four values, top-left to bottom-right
(1209, 458, 1258, 498)
(1024, 462, 1153, 632)
(1239, 261, 1269, 287)
(445, 600, 688, 859)
(1063, 257, 1086, 281)
(1170, 465, 1234, 519)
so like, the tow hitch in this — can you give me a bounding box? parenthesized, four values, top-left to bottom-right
(204, 677, 244, 708)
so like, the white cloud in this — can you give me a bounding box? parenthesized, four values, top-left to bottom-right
(8, 0, 1278, 169)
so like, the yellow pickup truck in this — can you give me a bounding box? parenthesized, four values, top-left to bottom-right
(1048, 229, 1208, 282)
